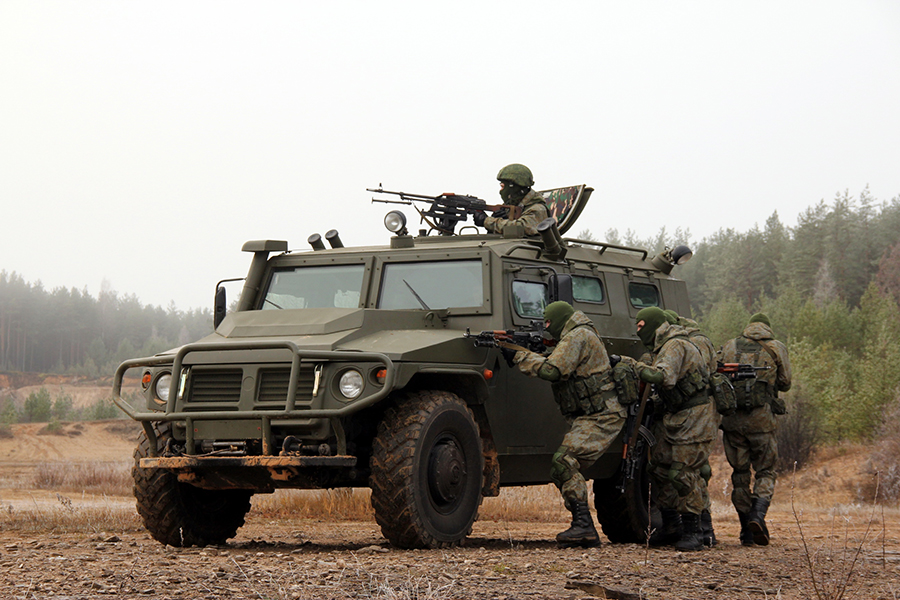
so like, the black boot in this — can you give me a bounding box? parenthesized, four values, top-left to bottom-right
(700, 510, 717, 547)
(649, 508, 682, 547)
(748, 498, 770, 546)
(738, 511, 754, 546)
(674, 513, 704, 551)
(556, 501, 601, 548)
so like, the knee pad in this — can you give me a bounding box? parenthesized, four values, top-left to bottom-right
(700, 463, 712, 483)
(550, 446, 579, 488)
(667, 462, 689, 496)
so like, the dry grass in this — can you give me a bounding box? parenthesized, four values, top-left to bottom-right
(790, 467, 885, 600)
(251, 484, 568, 523)
(0, 494, 142, 534)
(31, 460, 132, 496)
(253, 488, 376, 520)
(479, 484, 568, 523)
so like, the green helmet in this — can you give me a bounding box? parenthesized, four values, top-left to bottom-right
(496, 164, 534, 188)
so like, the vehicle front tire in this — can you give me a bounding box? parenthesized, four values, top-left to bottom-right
(132, 422, 252, 547)
(370, 390, 484, 549)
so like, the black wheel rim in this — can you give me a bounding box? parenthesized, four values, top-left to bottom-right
(427, 434, 467, 514)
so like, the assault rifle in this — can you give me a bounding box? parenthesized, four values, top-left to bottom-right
(717, 361, 771, 381)
(618, 375, 656, 491)
(369, 187, 522, 235)
(463, 321, 551, 354)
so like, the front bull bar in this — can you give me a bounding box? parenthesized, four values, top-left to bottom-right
(112, 340, 395, 458)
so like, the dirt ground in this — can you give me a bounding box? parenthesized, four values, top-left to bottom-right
(0, 421, 897, 600)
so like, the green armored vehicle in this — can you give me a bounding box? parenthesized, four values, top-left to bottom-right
(113, 185, 694, 549)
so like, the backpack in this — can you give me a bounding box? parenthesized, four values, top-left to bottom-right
(732, 337, 785, 414)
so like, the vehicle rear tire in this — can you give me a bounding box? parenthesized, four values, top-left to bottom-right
(593, 442, 653, 543)
(132, 422, 252, 547)
(370, 390, 484, 549)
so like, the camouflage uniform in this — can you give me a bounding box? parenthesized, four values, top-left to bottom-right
(637, 322, 717, 519)
(515, 311, 626, 508)
(483, 189, 550, 237)
(672, 314, 719, 545)
(720, 319, 791, 545)
(676, 316, 717, 375)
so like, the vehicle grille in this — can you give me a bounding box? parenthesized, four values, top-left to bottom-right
(256, 367, 316, 409)
(183, 366, 316, 410)
(187, 369, 243, 403)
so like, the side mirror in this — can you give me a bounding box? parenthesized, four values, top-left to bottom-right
(549, 273, 574, 304)
(214, 286, 227, 329)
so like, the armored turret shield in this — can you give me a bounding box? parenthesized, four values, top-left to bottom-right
(540, 185, 593, 234)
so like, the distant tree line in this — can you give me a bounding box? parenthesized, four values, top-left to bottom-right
(0, 276, 214, 376)
(581, 187, 900, 444)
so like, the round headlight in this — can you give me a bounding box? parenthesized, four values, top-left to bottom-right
(339, 369, 364, 399)
(155, 373, 172, 403)
(384, 210, 407, 233)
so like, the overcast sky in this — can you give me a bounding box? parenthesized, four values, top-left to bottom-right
(2, 1, 899, 310)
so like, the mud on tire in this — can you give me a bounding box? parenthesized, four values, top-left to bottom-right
(370, 390, 484, 549)
(133, 422, 252, 547)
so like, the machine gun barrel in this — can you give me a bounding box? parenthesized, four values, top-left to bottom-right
(368, 186, 520, 235)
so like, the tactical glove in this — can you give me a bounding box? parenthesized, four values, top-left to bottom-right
(473, 210, 487, 227)
(637, 364, 665, 384)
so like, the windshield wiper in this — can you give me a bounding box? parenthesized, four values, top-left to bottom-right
(403, 279, 431, 310)
(264, 298, 284, 309)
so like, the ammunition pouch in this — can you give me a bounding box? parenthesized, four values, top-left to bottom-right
(734, 379, 775, 411)
(552, 371, 616, 417)
(612, 361, 641, 405)
(658, 370, 709, 413)
(709, 372, 736, 416)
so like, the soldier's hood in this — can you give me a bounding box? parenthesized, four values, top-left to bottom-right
(653, 321, 689, 351)
(742, 322, 774, 341)
(561, 310, 597, 338)
(677, 316, 700, 329)
(522, 188, 546, 207)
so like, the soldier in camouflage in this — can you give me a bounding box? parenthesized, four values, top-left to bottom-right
(634, 307, 717, 551)
(720, 313, 792, 546)
(512, 301, 626, 548)
(473, 164, 550, 237)
(664, 310, 718, 546)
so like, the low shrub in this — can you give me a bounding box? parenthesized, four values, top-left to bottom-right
(777, 392, 821, 473)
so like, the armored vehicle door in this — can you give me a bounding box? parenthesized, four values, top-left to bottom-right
(485, 258, 571, 485)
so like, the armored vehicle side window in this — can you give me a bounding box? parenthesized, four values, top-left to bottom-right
(628, 282, 660, 308)
(261, 265, 365, 309)
(378, 260, 483, 309)
(512, 280, 548, 318)
(573, 276, 605, 304)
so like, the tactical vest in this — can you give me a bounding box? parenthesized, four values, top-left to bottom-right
(551, 372, 617, 417)
(550, 324, 617, 417)
(733, 337, 777, 411)
(656, 335, 710, 413)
